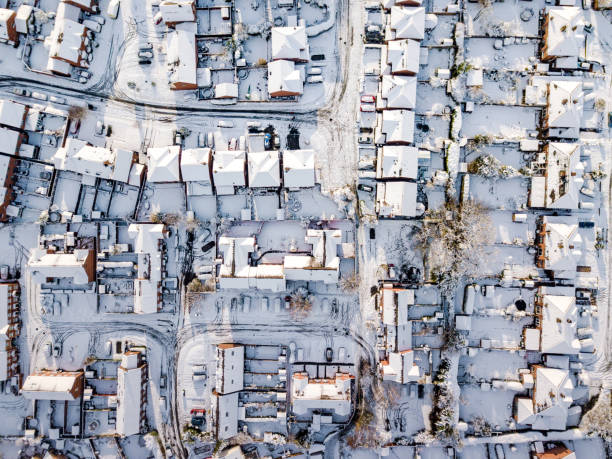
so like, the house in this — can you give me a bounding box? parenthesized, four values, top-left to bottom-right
(376, 109, 415, 144)
(542, 7, 585, 61)
(63, 0, 98, 13)
(376, 146, 418, 180)
(514, 365, 574, 430)
(379, 75, 417, 109)
(217, 236, 286, 291)
(291, 372, 353, 419)
(28, 248, 96, 285)
(116, 350, 147, 437)
(216, 344, 244, 394)
(271, 23, 309, 62)
(159, 0, 196, 25)
(529, 143, 583, 209)
(282, 149, 315, 188)
(181, 147, 213, 195)
(268, 60, 304, 98)
(45, 2, 89, 72)
(535, 446, 576, 459)
(0, 100, 28, 131)
(212, 150, 246, 195)
(381, 350, 421, 383)
(214, 344, 244, 440)
(0, 154, 18, 222)
(385, 39, 420, 75)
(0, 8, 17, 43)
(128, 224, 167, 314)
(0, 282, 20, 382)
(524, 287, 580, 355)
(535, 215, 593, 278)
(543, 81, 583, 138)
(53, 138, 136, 184)
(248, 151, 280, 188)
(0, 127, 24, 155)
(21, 370, 85, 401)
(376, 181, 417, 217)
(146, 146, 181, 182)
(389, 7, 425, 40)
(15, 5, 33, 35)
(167, 23, 197, 90)
(215, 83, 238, 99)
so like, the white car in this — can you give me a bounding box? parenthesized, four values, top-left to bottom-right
(107, 0, 120, 19)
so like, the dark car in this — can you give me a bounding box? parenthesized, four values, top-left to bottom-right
(325, 347, 333, 362)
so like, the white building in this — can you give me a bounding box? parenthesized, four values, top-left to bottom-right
(0, 99, 27, 130)
(377, 181, 417, 217)
(376, 146, 418, 180)
(147, 146, 181, 183)
(248, 151, 281, 188)
(268, 60, 304, 98)
(116, 350, 147, 437)
(380, 75, 417, 110)
(212, 150, 246, 195)
(385, 39, 420, 75)
(53, 138, 136, 184)
(128, 224, 166, 314)
(21, 370, 84, 401)
(544, 81, 583, 138)
(271, 23, 309, 61)
(181, 147, 213, 195)
(542, 7, 585, 61)
(167, 23, 197, 90)
(216, 344, 244, 394)
(292, 372, 353, 419)
(376, 109, 415, 144)
(29, 248, 95, 285)
(539, 291, 580, 355)
(159, 0, 196, 24)
(389, 6, 425, 40)
(282, 149, 315, 188)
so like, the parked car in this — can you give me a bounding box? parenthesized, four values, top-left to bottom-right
(49, 95, 67, 104)
(198, 132, 206, 147)
(325, 347, 333, 362)
(69, 119, 81, 134)
(31, 92, 48, 101)
(83, 20, 102, 33)
(138, 59, 151, 65)
(358, 135, 373, 144)
(138, 50, 153, 59)
(52, 344, 61, 357)
(307, 67, 322, 75)
(360, 103, 375, 112)
(107, 0, 120, 19)
(95, 120, 105, 136)
(306, 75, 323, 84)
(357, 183, 374, 193)
(79, 70, 92, 79)
(361, 94, 376, 103)
(12, 88, 30, 97)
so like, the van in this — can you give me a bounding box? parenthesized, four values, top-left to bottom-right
(307, 75, 323, 84)
(107, 0, 120, 19)
(31, 92, 48, 101)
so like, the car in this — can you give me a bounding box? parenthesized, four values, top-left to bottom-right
(52, 344, 61, 357)
(79, 70, 92, 79)
(217, 120, 234, 128)
(79, 77, 88, 84)
(360, 103, 375, 112)
(45, 343, 52, 356)
(39, 171, 52, 181)
(83, 20, 102, 33)
(35, 186, 48, 196)
(361, 95, 376, 103)
(107, 0, 120, 19)
(358, 135, 373, 144)
(325, 347, 333, 362)
(139, 43, 153, 52)
(49, 95, 67, 104)
(357, 183, 374, 193)
(264, 133, 272, 149)
(198, 132, 206, 147)
(31, 92, 48, 101)
(69, 119, 81, 134)
(154, 12, 163, 24)
(307, 67, 322, 75)
(138, 50, 153, 59)
(274, 135, 280, 148)
(174, 131, 183, 146)
(190, 408, 206, 428)
(311, 53, 325, 61)
(12, 88, 30, 97)
(138, 59, 151, 65)
(201, 241, 215, 253)
(95, 120, 105, 136)
(306, 75, 323, 84)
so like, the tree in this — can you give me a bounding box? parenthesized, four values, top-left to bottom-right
(68, 105, 87, 120)
(415, 200, 493, 295)
(580, 390, 612, 439)
(288, 288, 312, 320)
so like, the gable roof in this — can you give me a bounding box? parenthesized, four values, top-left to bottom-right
(248, 151, 280, 187)
(541, 294, 580, 354)
(181, 148, 211, 182)
(544, 7, 585, 59)
(547, 81, 583, 129)
(268, 59, 303, 96)
(271, 25, 309, 61)
(543, 142, 583, 209)
(387, 39, 420, 75)
(147, 146, 181, 182)
(377, 145, 418, 179)
(390, 7, 425, 40)
(381, 75, 417, 109)
(283, 149, 315, 188)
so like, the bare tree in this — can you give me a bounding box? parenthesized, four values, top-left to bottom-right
(288, 288, 312, 320)
(68, 105, 87, 120)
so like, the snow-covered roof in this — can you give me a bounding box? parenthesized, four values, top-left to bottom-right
(377, 145, 417, 179)
(248, 151, 280, 188)
(0, 128, 19, 155)
(543, 7, 585, 59)
(543, 143, 583, 209)
(216, 344, 244, 394)
(159, 0, 196, 24)
(283, 149, 315, 188)
(538, 215, 583, 275)
(216, 393, 239, 440)
(541, 294, 580, 355)
(381, 351, 421, 383)
(128, 224, 166, 314)
(386, 39, 420, 75)
(180, 147, 211, 182)
(532, 366, 574, 430)
(0, 100, 26, 129)
(215, 82, 238, 99)
(15, 5, 33, 35)
(379, 109, 414, 144)
(377, 181, 417, 217)
(268, 60, 303, 97)
(29, 248, 94, 284)
(167, 23, 197, 90)
(380, 75, 416, 109)
(390, 6, 425, 40)
(0, 8, 15, 41)
(381, 286, 413, 326)
(546, 81, 583, 129)
(212, 150, 246, 191)
(64, 0, 96, 11)
(147, 145, 181, 182)
(271, 24, 309, 61)
(21, 370, 84, 401)
(292, 372, 353, 418)
(117, 351, 146, 436)
(46, 17, 86, 66)
(53, 138, 134, 183)
(466, 67, 483, 87)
